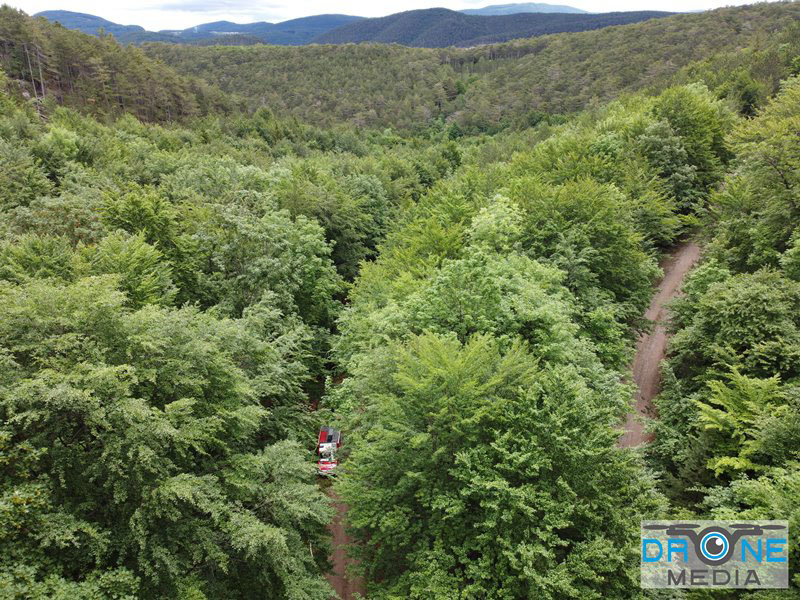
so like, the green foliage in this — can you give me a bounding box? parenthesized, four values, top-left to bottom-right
(142, 3, 800, 131)
(4, 6, 798, 597)
(0, 55, 375, 598)
(0, 234, 78, 283)
(508, 106, 684, 247)
(670, 270, 800, 385)
(192, 206, 342, 381)
(696, 369, 786, 476)
(667, 257, 731, 330)
(335, 333, 660, 599)
(327, 87, 704, 594)
(100, 186, 200, 304)
(30, 125, 82, 180)
(7, 192, 109, 245)
(635, 119, 702, 213)
(0, 140, 52, 210)
(648, 74, 800, 560)
(782, 233, 800, 281)
(0, 5, 234, 123)
(707, 76, 800, 272)
(102, 188, 182, 251)
(652, 83, 731, 193)
(727, 70, 764, 117)
(647, 365, 713, 504)
(265, 161, 385, 281)
(0, 277, 333, 598)
(507, 176, 660, 326)
(86, 232, 177, 308)
(465, 194, 523, 253)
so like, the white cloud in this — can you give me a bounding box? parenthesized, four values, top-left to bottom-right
(9, 0, 754, 30)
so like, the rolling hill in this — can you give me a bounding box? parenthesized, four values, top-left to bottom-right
(33, 10, 176, 43)
(1, 6, 235, 121)
(35, 7, 669, 48)
(143, 2, 800, 130)
(461, 3, 587, 15)
(312, 8, 672, 47)
(162, 14, 364, 45)
(34, 10, 363, 45)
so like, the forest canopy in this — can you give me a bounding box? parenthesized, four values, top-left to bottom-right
(143, 2, 800, 131)
(1, 2, 799, 598)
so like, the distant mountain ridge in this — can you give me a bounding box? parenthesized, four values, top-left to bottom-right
(35, 10, 363, 45)
(35, 5, 659, 48)
(461, 3, 587, 15)
(314, 8, 673, 47)
(34, 10, 175, 43)
(161, 15, 364, 45)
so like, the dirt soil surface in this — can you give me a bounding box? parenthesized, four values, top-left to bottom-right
(618, 242, 701, 448)
(326, 491, 366, 599)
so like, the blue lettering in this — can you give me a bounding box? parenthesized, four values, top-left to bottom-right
(643, 539, 663, 562)
(741, 538, 762, 562)
(766, 539, 787, 563)
(668, 538, 688, 562)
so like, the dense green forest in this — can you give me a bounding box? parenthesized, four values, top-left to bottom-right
(144, 2, 800, 130)
(647, 75, 800, 525)
(311, 8, 671, 47)
(36, 8, 669, 48)
(0, 2, 799, 599)
(0, 6, 235, 122)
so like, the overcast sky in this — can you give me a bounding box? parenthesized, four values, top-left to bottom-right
(8, 0, 754, 30)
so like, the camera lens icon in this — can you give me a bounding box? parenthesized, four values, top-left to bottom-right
(700, 530, 730, 563)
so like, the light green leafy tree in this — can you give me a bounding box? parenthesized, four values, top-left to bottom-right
(652, 83, 732, 192)
(86, 232, 177, 308)
(335, 333, 661, 599)
(0, 140, 53, 211)
(708, 76, 800, 272)
(696, 369, 785, 476)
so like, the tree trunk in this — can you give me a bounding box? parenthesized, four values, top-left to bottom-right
(36, 45, 46, 98)
(23, 42, 38, 100)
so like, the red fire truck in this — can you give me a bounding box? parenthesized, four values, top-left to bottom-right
(316, 426, 341, 476)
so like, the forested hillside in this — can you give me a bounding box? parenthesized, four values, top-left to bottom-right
(312, 8, 670, 47)
(0, 6, 235, 121)
(327, 80, 740, 597)
(35, 7, 663, 48)
(145, 2, 800, 130)
(1, 2, 799, 599)
(33, 10, 178, 44)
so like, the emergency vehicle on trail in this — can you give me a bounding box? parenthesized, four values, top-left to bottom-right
(316, 426, 341, 476)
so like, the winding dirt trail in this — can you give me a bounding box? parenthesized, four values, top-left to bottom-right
(618, 242, 701, 448)
(326, 491, 365, 599)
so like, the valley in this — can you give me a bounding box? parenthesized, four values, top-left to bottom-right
(1, 1, 799, 597)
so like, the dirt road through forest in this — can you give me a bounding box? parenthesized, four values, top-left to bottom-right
(324, 243, 699, 597)
(326, 491, 365, 599)
(618, 242, 701, 447)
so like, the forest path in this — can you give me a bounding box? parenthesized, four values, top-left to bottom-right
(324, 243, 700, 597)
(618, 242, 701, 448)
(326, 490, 365, 599)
